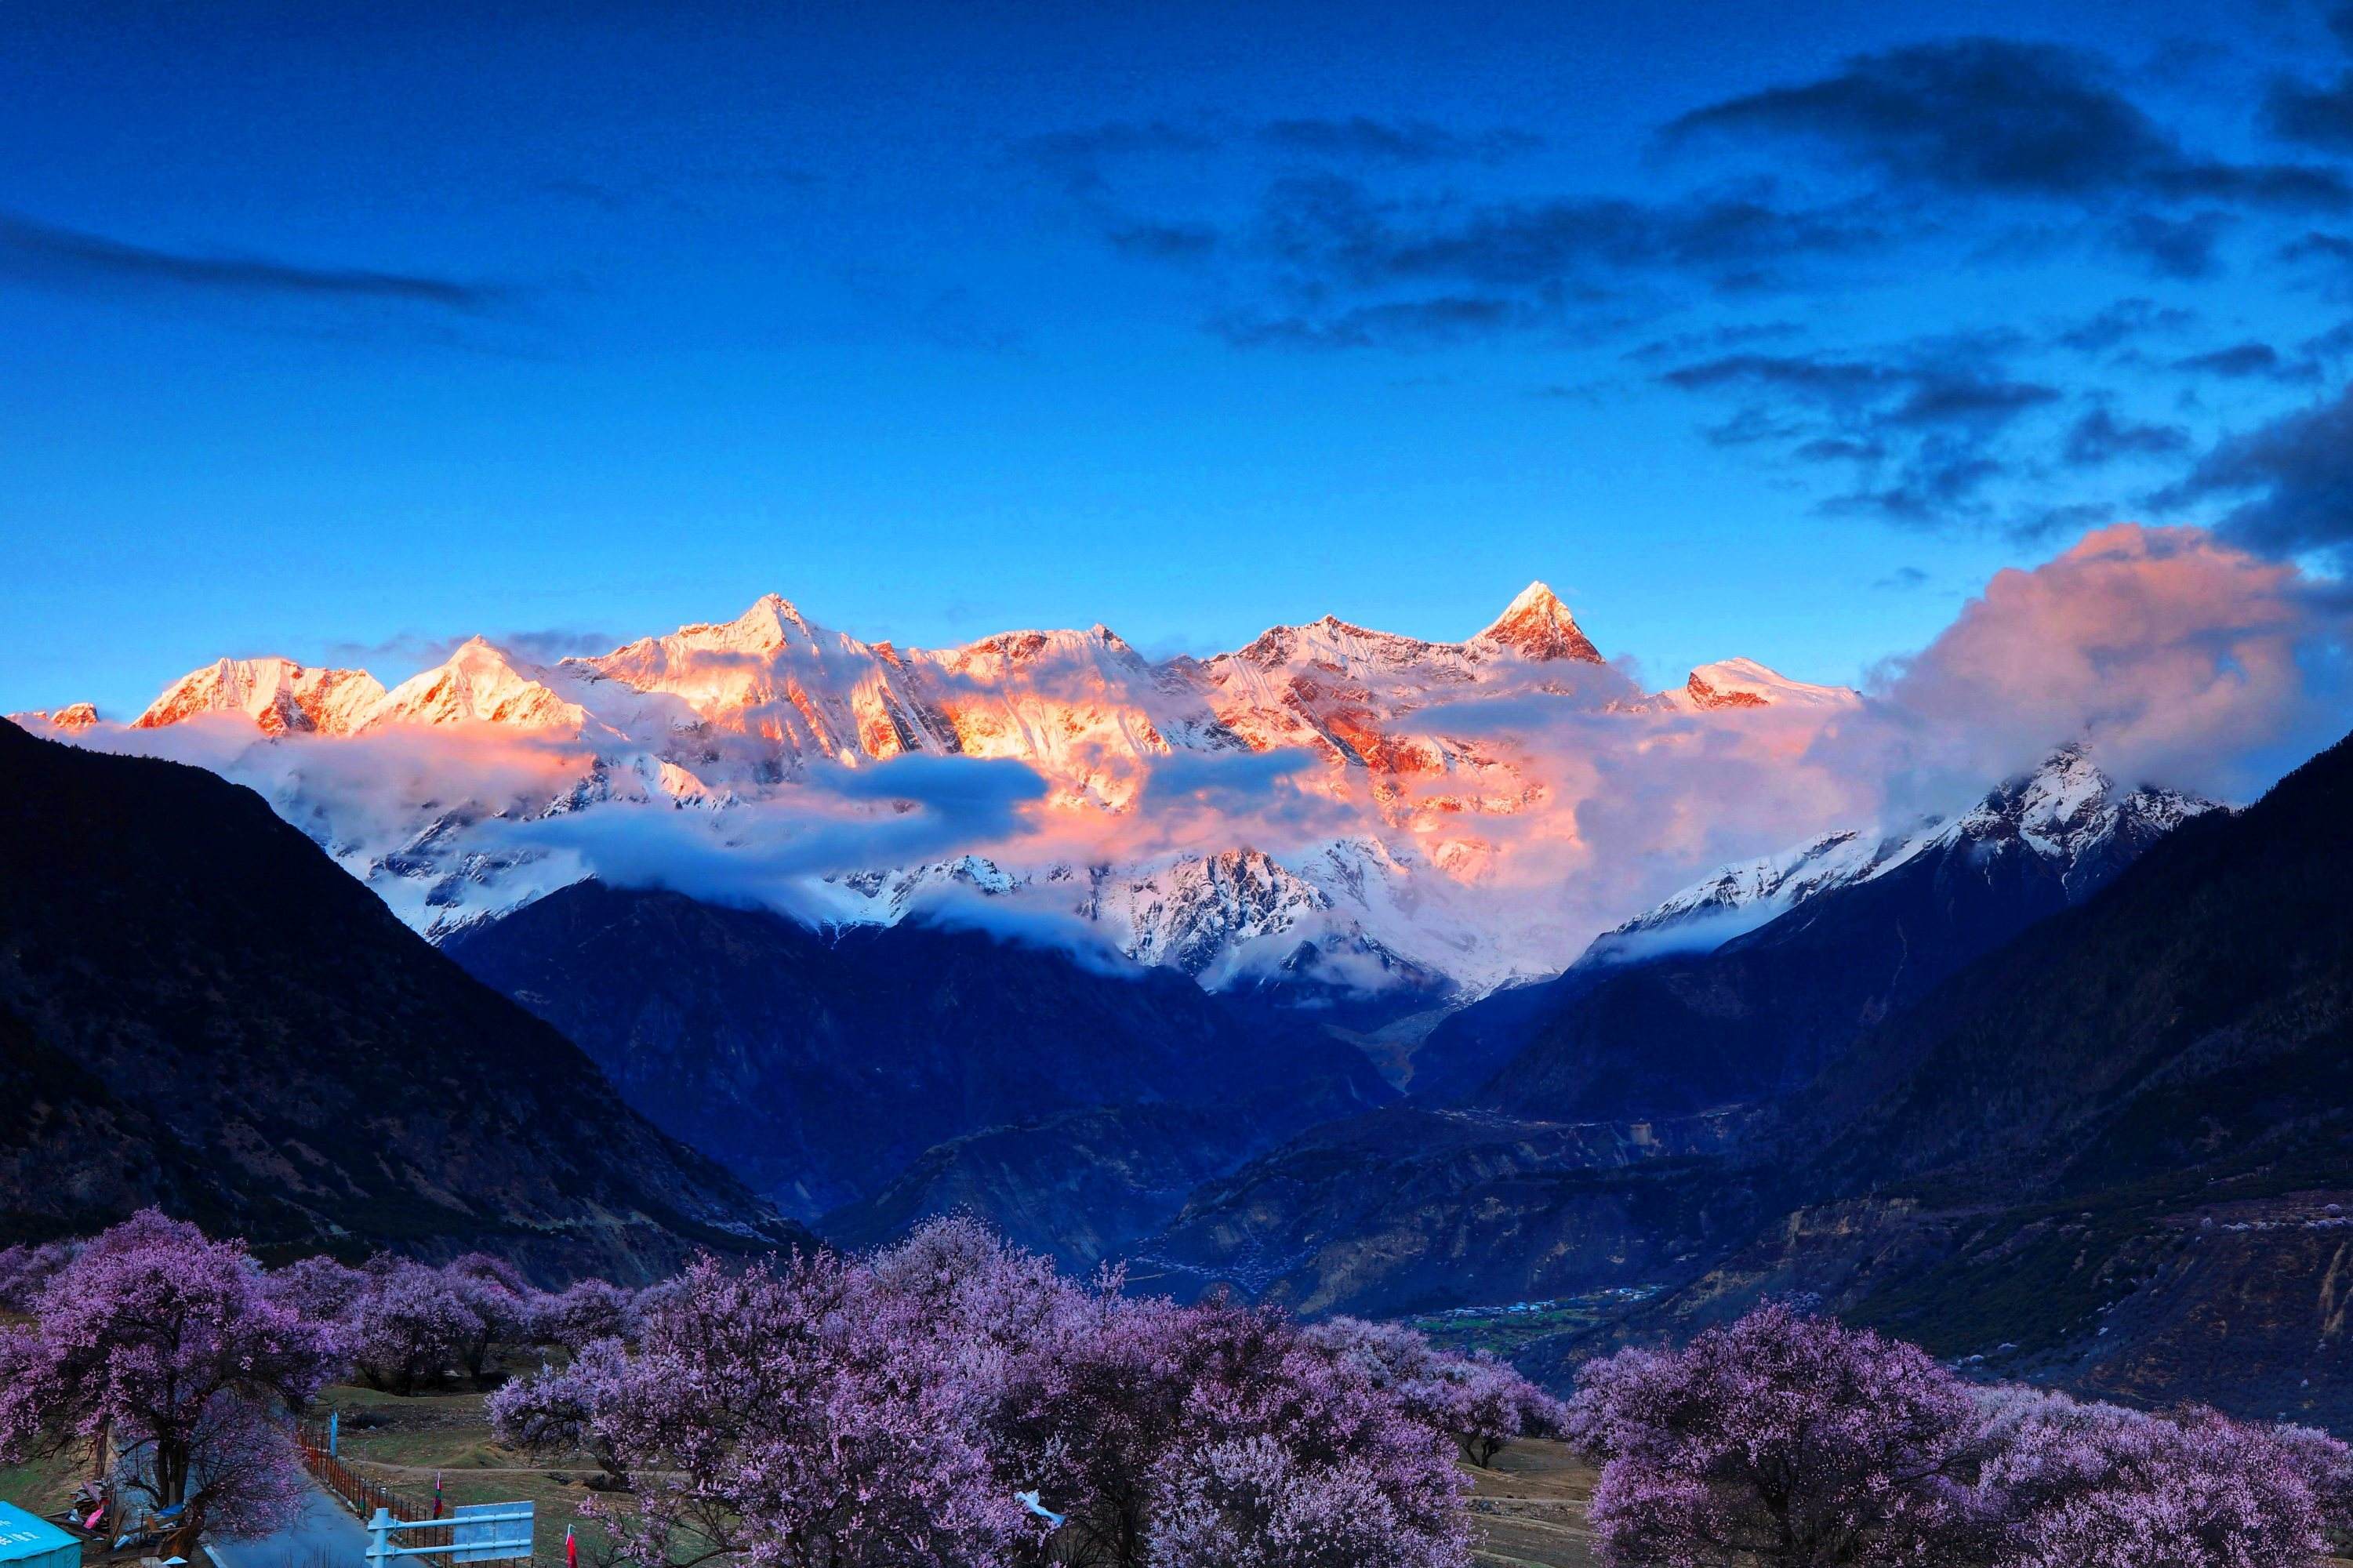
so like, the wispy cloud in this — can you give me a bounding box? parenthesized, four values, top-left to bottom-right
(1665, 38, 2349, 213)
(2108, 210, 2232, 279)
(2061, 405, 2191, 466)
(1011, 120, 1217, 197)
(322, 627, 619, 673)
(2052, 296, 2198, 354)
(1657, 337, 2062, 526)
(2168, 340, 2322, 383)
(2266, 67, 2353, 154)
(1255, 117, 1541, 165)
(1203, 177, 1886, 347)
(2154, 384, 2353, 561)
(0, 210, 507, 311)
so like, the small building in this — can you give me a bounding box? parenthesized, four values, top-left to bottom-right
(0, 1501, 81, 1568)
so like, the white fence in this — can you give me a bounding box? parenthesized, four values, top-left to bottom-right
(365, 1504, 533, 1567)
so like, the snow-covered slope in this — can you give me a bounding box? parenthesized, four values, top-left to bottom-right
(1672, 657, 1858, 712)
(6, 702, 99, 731)
(134, 657, 387, 735)
(20, 584, 1950, 995)
(1587, 746, 2213, 964)
(1194, 582, 1598, 774)
(370, 637, 594, 731)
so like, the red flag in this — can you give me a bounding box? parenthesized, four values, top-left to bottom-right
(565, 1526, 578, 1568)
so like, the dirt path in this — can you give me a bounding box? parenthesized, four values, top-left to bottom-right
(208, 1477, 371, 1568)
(347, 1462, 556, 1477)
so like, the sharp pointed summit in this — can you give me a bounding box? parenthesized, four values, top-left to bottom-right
(714, 592, 812, 654)
(368, 638, 586, 731)
(1476, 580, 1602, 663)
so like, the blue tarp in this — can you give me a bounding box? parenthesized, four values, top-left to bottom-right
(0, 1501, 79, 1568)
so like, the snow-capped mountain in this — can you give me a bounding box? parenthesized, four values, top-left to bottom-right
(1585, 746, 2213, 965)
(135, 656, 387, 735)
(5, 702, 98, 731)
(807, 837, 1474, 1000)
(18, 582, 1890, 993)
(1080, 844, 1455, 993)
(1669, 657, 1859, 713)
(370, 637, 595, 731)
(1393, 744, 2221, 1111)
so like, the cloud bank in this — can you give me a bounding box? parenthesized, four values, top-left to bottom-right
(44, 525, 2352, 982)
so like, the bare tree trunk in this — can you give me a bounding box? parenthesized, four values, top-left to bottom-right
(163, 1494, 205, 1563)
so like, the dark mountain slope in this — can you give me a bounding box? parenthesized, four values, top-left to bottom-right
(1400, 970, 1596, 1105)
(821, 1102, 1271, 1269)
(0, 1000, 231, 1240)
(1811, 734, 2351, 1194)
(1145, 755, 2202, 1318)
(445, 882, 1393, 1220)
(1141, 1103, 1772, 1316)
(1472, 847, 2095, 1118)
(0, 720, 799, 1276)
(1466, 760, 2204, 1121)
(1523, 730, 2353, 1425)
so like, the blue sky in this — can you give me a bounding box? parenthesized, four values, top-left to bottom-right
(6, 0, 2353, 717)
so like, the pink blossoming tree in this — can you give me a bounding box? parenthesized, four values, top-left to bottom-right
(528, 1277, 642, 1352)
(556, 1249, 1034, 1568)
(1138, 1298, 1472, 1568)
(0, 1211, 337, 1552)
(988, 1291, 1471, 1568)
(1570, 1300, 2353, 1568)
(1976, 1389, 2335, 1568)
(347, 1258, 482, 1395)
(2275, 1421, 2353, 1552)
(263, 1253, 369, 1327)
(1567, 1300, 1981, 1566)
(443, 1253, 531, 1384)
(488, 1220, 1476, 1568)
(487, 1335, 639, 1490)
(0, 1239, 78, 1312)
(1305, 1316, 1565, 1467)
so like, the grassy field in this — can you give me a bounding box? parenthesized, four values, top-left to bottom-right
(320, 1384, 619, 1568)
(1407, 1288, 1661, 1358)
(1465, 1441, 1602, 1568)
(315, 1383, 1607, 1568)
(0, 1448, 84, 1517)
(0, 1381, 1603, 1568)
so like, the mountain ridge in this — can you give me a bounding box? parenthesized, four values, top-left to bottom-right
(19, 585, 1861, 994)
(0, 717, 804, 1278)
(1400, 746, 2211, 1105)
(443, 879, 1394, 1223)
(1515, 726, 2353, 1426)
(1142, 746, 2216, 1318)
